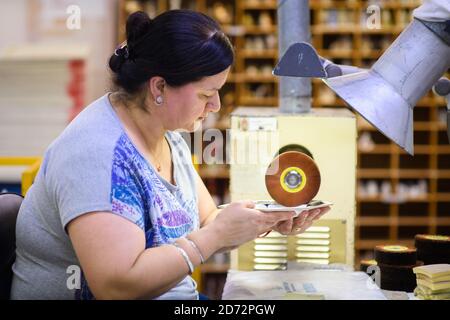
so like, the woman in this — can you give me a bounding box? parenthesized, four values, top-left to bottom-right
(11, 10, 329, 300)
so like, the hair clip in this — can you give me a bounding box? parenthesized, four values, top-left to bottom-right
(114, 41, 129, 59)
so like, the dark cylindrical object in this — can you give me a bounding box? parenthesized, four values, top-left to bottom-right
(374, 245, 417, 266)
(415, 234, 450, 265)
(360, 259, 377, 273)
(378, 262, 423, 293)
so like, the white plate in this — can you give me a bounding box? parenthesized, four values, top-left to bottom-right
(218, 200, 333, 217)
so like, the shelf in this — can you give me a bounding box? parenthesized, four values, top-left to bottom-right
(399, 146, 431, 155)
(360, 26, 403, 35)
(414, 122, 443, 131)
(312, 24, 360, 34)
(358, 145, 392, 154)
(240, 96, 278, 106)
(357, 217, 450, 227)
(358, 169, 450, 179)
(437, 193, 450, 201)
(357, 194, 431, 203)
(312, 24, 404, 35)
(358, 121, 442, 132)
(243, 25, 277, 35)
(433, 170, 450, 179)
(312, 99, 346, 108)
(361, 1, 423, 10)
(356, 169, 401, 179)
(242, 75, 277, 83)
(360, 50, 385, 59)
(319, 49, 355, 59)
(240, 49, 278, 59)
(359, 145, 450, 155)
(309, 1, 360, 10)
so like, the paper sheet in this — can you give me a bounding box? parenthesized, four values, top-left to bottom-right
(222, 263, 388, 300)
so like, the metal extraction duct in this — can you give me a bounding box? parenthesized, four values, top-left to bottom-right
(277, 0, 311, 113)
(274, 1, 450, 155)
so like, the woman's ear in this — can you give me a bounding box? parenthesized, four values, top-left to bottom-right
(148, 76, 165, 103)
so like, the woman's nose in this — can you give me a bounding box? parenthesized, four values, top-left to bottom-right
(207, 92, 221, 113)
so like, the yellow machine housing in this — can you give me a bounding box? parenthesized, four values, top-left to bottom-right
(229, 107, 357, 269)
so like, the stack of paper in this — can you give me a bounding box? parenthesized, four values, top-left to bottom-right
(413, 264, 450, 300)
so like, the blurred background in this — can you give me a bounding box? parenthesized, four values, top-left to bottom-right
(0, 0, 449, 299)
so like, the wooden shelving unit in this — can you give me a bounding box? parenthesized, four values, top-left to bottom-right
(117, 0, 450, 297)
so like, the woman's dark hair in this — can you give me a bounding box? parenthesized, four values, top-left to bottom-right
(109, 10, 235, 95)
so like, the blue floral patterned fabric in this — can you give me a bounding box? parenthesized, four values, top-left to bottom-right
(110, 133, 198, 247)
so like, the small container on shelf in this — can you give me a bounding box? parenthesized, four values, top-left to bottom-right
(209, 1, 234, 25)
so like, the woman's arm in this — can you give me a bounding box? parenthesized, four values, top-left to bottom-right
(67, 211, 221, 300)
(196, 172, 220, 227)
(67, 203, 294, 299)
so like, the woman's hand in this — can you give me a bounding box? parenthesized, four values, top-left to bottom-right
(208, 200, 295, 250)
(270, 206, 331, 236)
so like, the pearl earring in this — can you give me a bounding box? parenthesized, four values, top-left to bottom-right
(155, 96, 163, 105)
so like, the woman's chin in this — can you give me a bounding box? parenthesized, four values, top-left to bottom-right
(176, 120, 202, 133)
(192, 120, 203, 131)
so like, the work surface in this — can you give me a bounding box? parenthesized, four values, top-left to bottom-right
(222, 262, 416, 300)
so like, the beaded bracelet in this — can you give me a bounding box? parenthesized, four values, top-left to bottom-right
(173, 243, 194, 275)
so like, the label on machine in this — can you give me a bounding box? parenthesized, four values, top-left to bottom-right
(240, 117, 277, 131)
